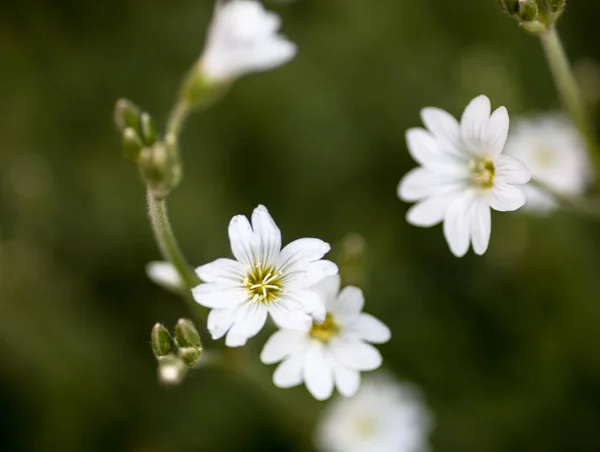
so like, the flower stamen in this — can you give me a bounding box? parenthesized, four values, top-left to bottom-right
(245, 264, 283, 304)
(309, 314, 340, 343)
(472, 158, 495, 189)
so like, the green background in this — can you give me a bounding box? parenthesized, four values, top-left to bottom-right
(1, 0, 600, 451)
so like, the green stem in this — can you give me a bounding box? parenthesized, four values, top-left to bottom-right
(530, 178, 600, 220)
(539, 26, 600, 187)
(147, 190, 203, 317)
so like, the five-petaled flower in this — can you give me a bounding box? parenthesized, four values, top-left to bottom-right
(200, 0, 297, 83)
(398, 95, 531, 257)
(193, 205, 338, 347)
(261, 274, 390, 400)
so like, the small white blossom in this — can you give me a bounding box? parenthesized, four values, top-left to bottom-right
(398, 95, 531, 257)
(261, 274, 390, 401)
(200, 0, 297, 82)
(504, 114, 594, 213)
(315, 373, 433, 452)
(193, 205, 337, 347)
(146, 261, 184, 292)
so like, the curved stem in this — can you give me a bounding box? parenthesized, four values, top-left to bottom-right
(147, 190, 204, 318)
(539, 26, 600, 187)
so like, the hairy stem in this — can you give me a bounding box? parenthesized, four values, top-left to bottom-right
(539, 26, 600, 187)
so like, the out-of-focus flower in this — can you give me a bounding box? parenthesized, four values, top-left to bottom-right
(146, 261, 184, 291)
(199, 0, 297, 83)
(504, 114, 593, 213)
(261, 274, 390, 400)
(193, 205, 337, 347)
(398, 95, 531, 257)
(314, 373, 433, 452)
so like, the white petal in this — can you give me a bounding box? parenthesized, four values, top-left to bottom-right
(331, 339, 383, 371)
(228, 214, 256, 267)
(331, 286, 364, 319)
(490, 183, 527, 212)
(443, 194, 475, 257)
(494, 155, 531, 185)
(469, 199, 491, 256)
(420, 106, 462, 153)
(285, 260, 339, 290)
(278, 238, 331, 272)
(269, 300, 313, 330)
(332, 361, 360, 397)
(192, 284, 248, 308)
(406, 189, 461, 227)
(484, 106, 510, 158)
(260, 330, 307, 364)
(146, 261, 183, 291)
(398, 167, 448, 202)
(351, 313, 391, 344)
(251, 205, 281, 266)
(311, 274, 341, 306)
(196, 258, 245, 284)
(225, 303, 268, 347)
(282, 289, 326, 323)
(201, 0, 296, 82)
(405, 128, 462, 171)
(273, 353, 305, 388)
(207, 307, 236, 340)
(461, 95, 491, 155)
(303, 342, 334, 400)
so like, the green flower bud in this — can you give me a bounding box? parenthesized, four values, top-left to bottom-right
(157, 355, 187, 385)
(140, 112, 158, 146)
(114, 99, 141, 132)
(175, 318, 202, 348)
(122, 128, 144, 163)
(138, 140, 182, 200)
(518, 0, 538, 22)
(178, 346, 202, 366)
(151, 323, 174, 357)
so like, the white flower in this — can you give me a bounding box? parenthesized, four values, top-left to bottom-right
(315, 373, 433, 452)
(260, 274, 390, 401)
(193, 205, 337, 347)
(200, 0, 297, 82)
(146, 261, 184, 292)
(504, 114, 594, 213)
(398, 95, 532, 257)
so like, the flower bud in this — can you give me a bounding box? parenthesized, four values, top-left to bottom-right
(178, 346, 202, 366)
(157, 355, 187, 385)
(114, 99, 141, 132)
(174, 318, 202, 348)
(503, 0, 519, 15)
(122, 128, 144, 163)
(138, 141, 182, 200)
(151, 323, 174, 357)
(517, 0, 538, 22)
(140, 112, 158, 146)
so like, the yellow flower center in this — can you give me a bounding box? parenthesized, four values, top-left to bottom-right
(472, 158, 495, 189)
(243, 265, 283, 304)
(309, 314, 340, 343)
(354, 415, 377, 438)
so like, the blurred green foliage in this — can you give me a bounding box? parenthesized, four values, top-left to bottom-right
(1, 0, 600, 451)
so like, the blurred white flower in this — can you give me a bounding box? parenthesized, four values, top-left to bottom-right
(504, 114, 593, 213)
(315, 373, 433, 452)
(146, 261, 184, 291)
(193, 205, 337, 347)
(398, 95, 531, 257)
(261, 274, 390, 400)
(200, 0, 297, 82)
